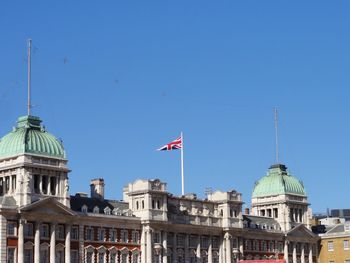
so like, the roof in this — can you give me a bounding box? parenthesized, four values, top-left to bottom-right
(0, 115, 65, 159)
(252, 164, 306, 198)
(243, 215, 281, 231)
(70, 195, 129, 214)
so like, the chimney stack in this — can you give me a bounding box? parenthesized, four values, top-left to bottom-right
(245, 207, 250, 215)
(90, 178, 105, 200)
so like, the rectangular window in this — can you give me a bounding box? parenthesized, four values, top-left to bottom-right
(344, 260, 350, 263)
(328, 241, 334, 251)
(24, 249, 33, 263)
(40, 224, 49, 238)
(110, 253, 117, 263)
(212, 236, 220, 249)
(201, 236, 209, 249)
(24, 223, 34, 237)
(132, 231, 139, 243)
(153, 232, 160, 243)
(86, 228, 94, 241)
(86, 252, 93, 263)
(121, 230, 128, 243)
(57, 225, 65, 240)
(7, 222, 16, 236)
(56, 250, 64, 263)
(121, 254, 128, 263)
(71, 226, 79, 240)
(98, 252, 105, 263)
(71, 250, 79, 263)
(40, 249, 49, 263)
(98, 229, 105, 241)
(189, 235, 197, 247)
(177, 234, 185, 247)
(344, 240, 350, 250)
(110, 229, 117, 242)
(7, 248, 16, 263)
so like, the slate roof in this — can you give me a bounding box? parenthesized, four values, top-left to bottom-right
(0, 196, 17, 207)
(243, 215, 282, 231)
(70, 195, 129, 214)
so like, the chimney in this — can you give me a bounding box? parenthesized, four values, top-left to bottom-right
(90, 178, 105, 200)
(245, 207, 250, 215)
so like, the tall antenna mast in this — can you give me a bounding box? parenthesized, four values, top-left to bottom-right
(274, 107, 279, 163)
(27, 39, 32, 115)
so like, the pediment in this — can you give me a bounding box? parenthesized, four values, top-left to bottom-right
(286, 224, 318, 240)
(20, 197, 76, 216)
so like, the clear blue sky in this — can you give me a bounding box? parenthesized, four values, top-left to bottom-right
(0, 1, 349, 213)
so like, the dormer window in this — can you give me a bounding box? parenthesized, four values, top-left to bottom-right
(81, 205, 88, 213)
(104, 207, 111, 215)
(93, 206, 99, 214)
(113, 208, 122, 216)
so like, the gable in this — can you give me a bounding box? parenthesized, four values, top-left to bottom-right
(286, 224, 318, 240)
(20, 197, 76, 217)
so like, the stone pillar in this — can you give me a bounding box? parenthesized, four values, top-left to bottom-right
(239, 238, 244, 260)
(224, 233, 231, 263)
(18, 219, 24, 263)
(284, 240, 289, 263)
(141, 227, 146, 263)
(197, 236, 201, 263)
(146, 227, 152, 263)
(50, 223, 56, 263)
(208, 237, 213, 263)
(308, 244, 313, 263)
(0, 215, 7, 263)
(48, 176, 51, 195)
(292, 242, 297, 263)
(219, 236, 224, 263)
(78, 225, 84, 263)
(34, 222, 40, 263)
(301, 243, 305, 263)
(162, 232, 168, 263)
(65, 224, 71, 263)
(39, 175, 42, 194)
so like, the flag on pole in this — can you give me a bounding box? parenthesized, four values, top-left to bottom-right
(157, 136, 182, 151)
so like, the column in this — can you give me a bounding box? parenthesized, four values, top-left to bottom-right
(284, 240, 289, 263)
(239, 238, 244, 260)
(18, 219, 24, 263)
(65, 225, 71, 263)
(301, 243, 305, 263)
(162, 232, 168, 263)
(141, 227, 146, 263)
(224, 233, 231, 263)
(47, 176, 51, 195)
(146, 227, 152, 263)
(208, 237, 213, 263)
(196, 236, 201, 263)
(39, 175, 43, 194)
(308, 244, 313, 263)
(292, 242, 297, 263)
(34, 222, 40, 263)
(78, 225, 84, 263)
(50, 223, 56, 263)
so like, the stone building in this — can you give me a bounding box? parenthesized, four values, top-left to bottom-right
(0, 114, 319, 263)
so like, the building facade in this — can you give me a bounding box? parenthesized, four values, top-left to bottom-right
(318, 222, 350, 263)
(0, 115, 319, 263)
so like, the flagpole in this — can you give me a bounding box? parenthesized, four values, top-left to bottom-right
(181, 132, 185, 195)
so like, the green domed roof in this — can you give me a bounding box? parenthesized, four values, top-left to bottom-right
(252, 164, 306, 198)
(0, 115, 66, 159)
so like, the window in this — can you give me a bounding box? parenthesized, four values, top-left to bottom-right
(98, 229, 105, 241)
(110, 253, 117, 263)
(7, 222, 16, 236)
(81, 205, 88, 213)
(104, 207, 111, 215)
(57, 225, 64, 240)
(110, 229, 117, 242)
(71, 250, 79, 263)
(34, 175, 40, 193)
(7, 248, 15, 263)
(344, 240, 350, 250)
(56, 250, 64, 263)
(121, 253, 128, 263)
(201, 236, 209, 249)
(344, 260, 350, 263)
(132, 231, 139, 243)
(93, 206, 100, 214)
(40, 224, 49, 238)
(153, 232, 160, 243)
(86, 251, 93, 263)
(328, 241, 334, 251)
(136, 201, 139, 210)
(98, 252, 105, 263)
(71, 226, 79, 240)
(212, 236, 220, 249)
(177, 235, 185, 247)
(24, 249, 33, 263)
(132, 253, 139, 263)
(24, 223, 34, 237)
(121, 230, 128, 243)
(40, 249, 49, 263)
(86, 228, 94, 241)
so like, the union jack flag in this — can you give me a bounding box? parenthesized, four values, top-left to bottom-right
(157, 136, 182, 151)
